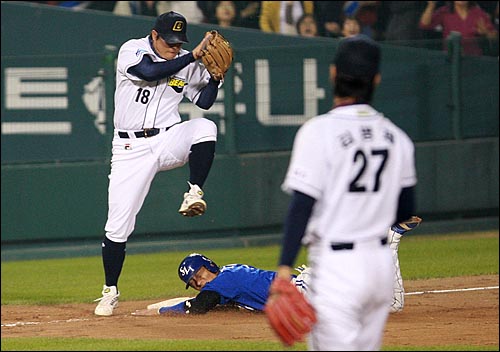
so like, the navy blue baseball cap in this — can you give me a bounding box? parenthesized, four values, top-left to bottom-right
(154, 11, 189, 44)
(333, 34, 381, 80)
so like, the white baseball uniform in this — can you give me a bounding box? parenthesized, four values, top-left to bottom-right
(282, 104, 417, 350)
(105, 36, 217, 242)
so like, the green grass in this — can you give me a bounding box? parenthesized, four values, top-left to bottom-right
(398, 232, 499, 279)
(1, 338, 498, 351)
(1, 231, 498, 351)
(0, 338, 308, 351)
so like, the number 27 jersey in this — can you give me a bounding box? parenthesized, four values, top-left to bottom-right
(282, 104, 417, 244)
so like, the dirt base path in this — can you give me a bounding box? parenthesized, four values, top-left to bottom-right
(2, 274, 498, 347)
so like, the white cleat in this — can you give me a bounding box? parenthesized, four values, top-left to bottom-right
(94, 285, 120, 316)
(178, 182, 207, 217)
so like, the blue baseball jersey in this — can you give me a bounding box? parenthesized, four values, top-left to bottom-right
(202, 264, 277, 311)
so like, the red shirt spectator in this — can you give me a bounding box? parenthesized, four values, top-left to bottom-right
(419, 1, 498, 56)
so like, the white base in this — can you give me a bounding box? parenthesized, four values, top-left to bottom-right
(146, 296, 194, 310)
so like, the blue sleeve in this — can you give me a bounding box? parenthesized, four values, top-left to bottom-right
(279, 191, 316, 267)
(158, 301, 186, 314)
(195, 78, 219, 110)
(127, 53, 195, 82)
(395, 186, 415, 224)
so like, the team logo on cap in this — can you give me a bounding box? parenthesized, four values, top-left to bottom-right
(179, 265, 194, 277)
(172, 21, 184, 32)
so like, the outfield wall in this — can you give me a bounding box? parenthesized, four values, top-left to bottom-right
(1, 2, 498, 243)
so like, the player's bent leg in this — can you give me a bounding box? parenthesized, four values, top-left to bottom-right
(387, 216, 422, 313)
(180, 120, 216, 217)
(390, 248, 405, 312)
(165, 119, 216, 217)
(389, 227, 404, 313)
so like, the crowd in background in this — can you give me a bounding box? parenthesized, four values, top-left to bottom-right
(27, 1, 499, 56)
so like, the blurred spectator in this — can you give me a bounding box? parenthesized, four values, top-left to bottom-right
(45, 1, 89, 9)
(27, 1, 116, 11)
(341, 16, 361, 37)
(113, 1, 161, 16)
(236, 1, 261, 29)
(259, 1, 314, 35)
(419, 1, 498, 56)
(343, 1, 382, 39)
(382, 1, 428, 41)
(214, 1, 238, 28)
(57, 1, 84, 7)
(313, 1, 344, 38)
(496, 1, 499, 31)
(296, 13, 319, 37)
(114, 1, 204, 23)
(197, 1, 219, 23)
(477, 1, 498, 22)
(480, 1, 499, 33)
(85, 1, 116, 12)
(199, 1, 261, 29)
(162, 1, 204, 23)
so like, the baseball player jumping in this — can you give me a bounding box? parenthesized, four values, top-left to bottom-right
(94, 11, 223, 316)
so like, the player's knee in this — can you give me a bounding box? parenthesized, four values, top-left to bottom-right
(104, 230, 129, 243)
(201, 118, 217, 134)
(194, 118, 217, 140)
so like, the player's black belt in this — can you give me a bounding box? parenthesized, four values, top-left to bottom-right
(331, 237, 387, 251)
(118, 126, 172, 139)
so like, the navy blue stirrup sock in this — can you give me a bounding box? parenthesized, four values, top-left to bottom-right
(188, 141, 215, 188)
(101, 236, 126, 289)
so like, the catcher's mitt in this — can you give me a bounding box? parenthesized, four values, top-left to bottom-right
(201, 30, 234, 81)
(264, 277, 317, 346)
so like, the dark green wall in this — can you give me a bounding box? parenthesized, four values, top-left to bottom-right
(2, 138, 498, 242)
(1, 2, 498, 243)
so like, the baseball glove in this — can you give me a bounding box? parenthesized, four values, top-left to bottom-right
(264, 277, 317, 346)
(201, 30, 234, 81)
(392, 215, 422, 234)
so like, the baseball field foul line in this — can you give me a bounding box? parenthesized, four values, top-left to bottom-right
(2, 286, 499, 328)
(405, 285, 499, 296)
(1, 318, 90, 327)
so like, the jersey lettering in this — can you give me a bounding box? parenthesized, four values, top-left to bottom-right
(339, 131, 354, 148)
(349, 148, 389, 192)
(360, 127, 373, 140)
(168, 77, 186, 88)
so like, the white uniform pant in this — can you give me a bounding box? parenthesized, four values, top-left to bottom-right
(307, 239, 393, 351)
(104, 118, 217, 243)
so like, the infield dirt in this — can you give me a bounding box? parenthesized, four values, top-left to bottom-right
(2, 274, 498, 347)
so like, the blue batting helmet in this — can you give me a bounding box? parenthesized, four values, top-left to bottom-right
(178, 253, 219, 289)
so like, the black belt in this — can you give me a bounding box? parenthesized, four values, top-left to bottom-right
(118, 127, 167, 139)
(331, 237, 387, 251)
